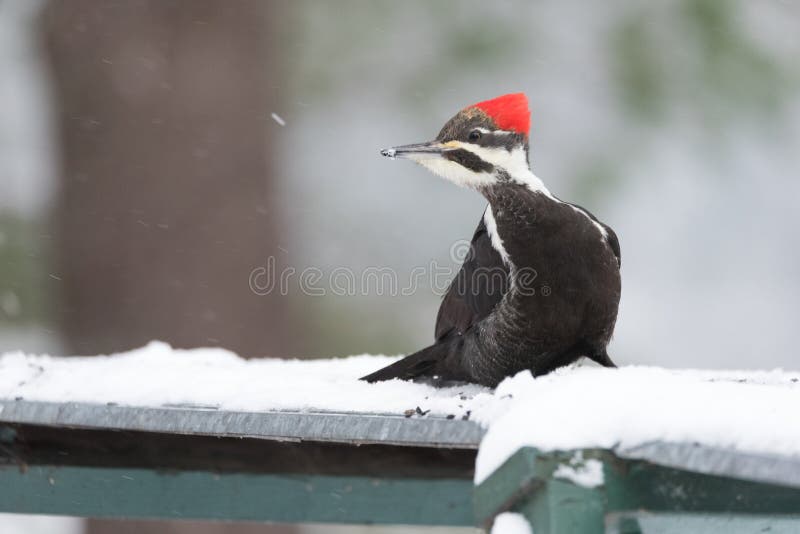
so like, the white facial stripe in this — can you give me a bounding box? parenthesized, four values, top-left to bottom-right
(483, 205, 510, 264)
(474, 127, 514, 136)
(408, 153, 495, 188)
(406, 140, 610, 259)
(449, 142, 611, 248)
(448, 142, 553, 196)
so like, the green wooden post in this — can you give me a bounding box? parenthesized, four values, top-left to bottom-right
(513, 479, 605, 533)
(613, 516, 643, 534)
(475, 447, 800, 533)
(475, 448, 606, 533)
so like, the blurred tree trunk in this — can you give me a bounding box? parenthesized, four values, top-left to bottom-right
(42, 0, 293, 358)
(42, 1, 294, 533)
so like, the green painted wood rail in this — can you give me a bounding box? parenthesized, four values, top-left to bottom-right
(475, 446, 800, 533)
(0, 400, 481, 526)
(3, 399, 800, 531)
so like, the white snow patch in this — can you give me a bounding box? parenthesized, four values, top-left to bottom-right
(0, 341, 492, 417)
(474, 365, 800, 484)
(553, 451, 604, 488)
(0, 514, 83, 534)
(1, 342, 799, 489)
(271, 112, 286, 126)
(491, 512, 532, 534)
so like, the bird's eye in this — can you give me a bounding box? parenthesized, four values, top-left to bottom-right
(468, 130, 482, 141)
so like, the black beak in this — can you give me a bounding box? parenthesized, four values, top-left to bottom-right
(380, 141, 448, 160)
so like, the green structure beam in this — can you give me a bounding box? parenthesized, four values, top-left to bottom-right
(0, 464, 474, 526)
(0, 416, 478, 527)
(476, 447, 800, 533)
(4, 400, 800, 531)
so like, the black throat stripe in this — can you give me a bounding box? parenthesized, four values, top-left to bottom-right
(444, 149, 494, 174)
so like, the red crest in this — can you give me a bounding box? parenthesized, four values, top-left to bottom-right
(470, 93, 530, 136)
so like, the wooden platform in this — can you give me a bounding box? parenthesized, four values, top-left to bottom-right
(3, 398, 800, 532)
(0, 399, 482, 526)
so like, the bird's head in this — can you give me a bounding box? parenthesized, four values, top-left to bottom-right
(381, 93, 531, 189)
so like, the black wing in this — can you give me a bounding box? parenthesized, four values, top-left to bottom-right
(434, 210, 510, 341)
(600, 222, 621, 267)
(565, 201, 621, 268)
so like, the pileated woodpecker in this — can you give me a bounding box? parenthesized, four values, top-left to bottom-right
(361, 93, 621, 387)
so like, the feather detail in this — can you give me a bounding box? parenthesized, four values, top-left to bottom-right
(470, 93, 530, 136)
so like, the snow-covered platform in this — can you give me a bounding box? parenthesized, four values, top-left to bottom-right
(1, 342, 800, 531)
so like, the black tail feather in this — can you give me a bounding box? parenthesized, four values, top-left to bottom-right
(587, 349, 617, 368)
(360, 343, 449, 383)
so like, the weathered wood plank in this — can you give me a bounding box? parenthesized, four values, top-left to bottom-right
(0, 422, 477, 526)
(0, 464, 474, 526)
(0, 400, 484, 449)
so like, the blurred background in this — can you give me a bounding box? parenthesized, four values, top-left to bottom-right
(0, 0, 798, 532)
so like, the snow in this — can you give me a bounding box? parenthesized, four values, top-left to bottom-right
(552, 451, 604, 488)
(1, 342, 799, 489)
(0, 341, 491, 417)
(491, 512, 532, 534)
(474, 365, 800, 483)
(271, 112, 286, 126)
(0, 514, 82, 534)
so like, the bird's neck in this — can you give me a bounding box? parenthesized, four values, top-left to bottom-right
(480, 178, 561, 267)
(497, 164, 553, 197)
(481, 164, 559, 218)
(482, 182, 552, 224)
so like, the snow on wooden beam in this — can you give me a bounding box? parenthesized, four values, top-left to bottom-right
(2, 342, 800, 527)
